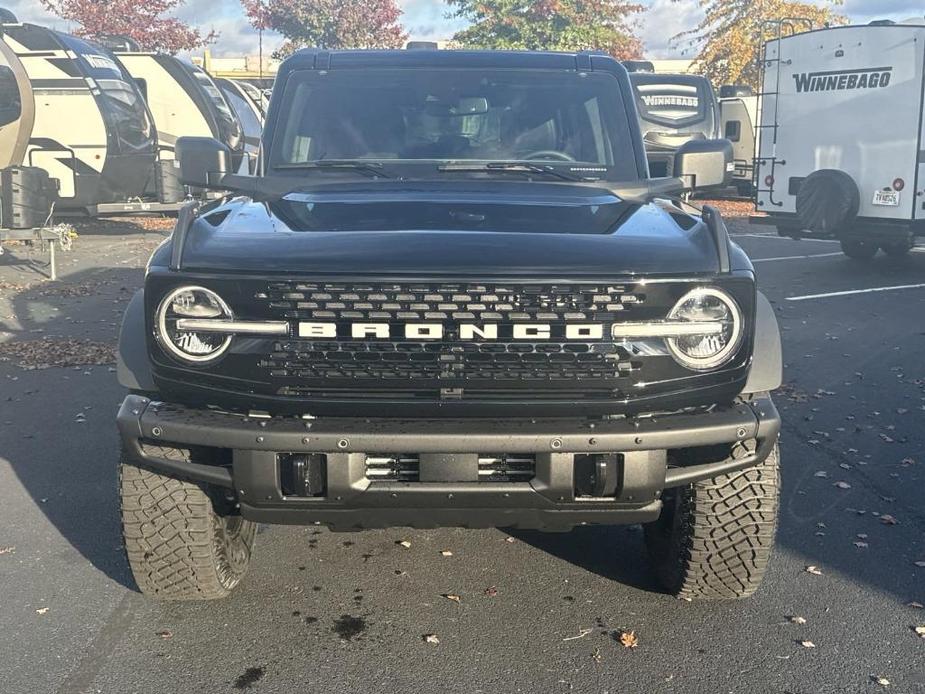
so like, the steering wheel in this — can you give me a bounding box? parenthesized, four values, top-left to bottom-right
(522, 150, 576, 162)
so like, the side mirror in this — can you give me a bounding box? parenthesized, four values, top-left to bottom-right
(674, 139, 734, 191)
(175, 136, 231, 188)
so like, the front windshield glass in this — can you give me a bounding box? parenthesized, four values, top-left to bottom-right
(60, 35, 154, 151)
(272, 68, 638, 180)
(629, 73, 717, 135)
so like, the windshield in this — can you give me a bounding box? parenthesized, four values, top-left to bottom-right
(186, 64, 243, 153)
(59, 34, 154, 152)
(271, 68, 638, 180)
(629, 73, 717, 135)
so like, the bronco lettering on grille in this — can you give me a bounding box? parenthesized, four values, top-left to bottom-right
(297, 322, 606, 341)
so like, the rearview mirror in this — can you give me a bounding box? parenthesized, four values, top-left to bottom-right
(673, 139, 733, 191)
(175, 136, 231, 188)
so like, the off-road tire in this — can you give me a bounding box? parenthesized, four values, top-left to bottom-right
(840, 238, 878, 260)
(120, 457, 256, 600)
(644, 443, 780, 600)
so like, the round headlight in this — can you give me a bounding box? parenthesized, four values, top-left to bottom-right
(666, 288, 743, 370)
(156, 286, 232, 363)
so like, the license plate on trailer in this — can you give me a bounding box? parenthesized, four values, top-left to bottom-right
(872, 190, 900, 206)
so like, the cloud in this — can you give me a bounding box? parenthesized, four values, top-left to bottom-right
(639, 0, 704, 59)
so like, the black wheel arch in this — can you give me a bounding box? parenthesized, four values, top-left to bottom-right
(117, 289, 157, 393)
(742, 291, 782, 394)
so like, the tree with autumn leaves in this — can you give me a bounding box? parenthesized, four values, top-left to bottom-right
(242, 0, 406, 56)
(39, 0, 215, 53)
(675, 0, 848, 88)
(447, 0, 645, 60)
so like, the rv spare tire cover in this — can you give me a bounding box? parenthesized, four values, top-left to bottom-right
(795, 169, 859, 233)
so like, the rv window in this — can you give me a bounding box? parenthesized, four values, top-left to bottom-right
(134, 77, 148, 101)
(0, 65, 21, 127)
(725, 120, 741, 142)
(222, 86, 262, 143)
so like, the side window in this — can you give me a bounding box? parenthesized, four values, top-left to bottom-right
(0, 65, 21, 127)
(725, 120, 741, 142)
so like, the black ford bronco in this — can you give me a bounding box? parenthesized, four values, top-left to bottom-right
(116, 48, 782, 601)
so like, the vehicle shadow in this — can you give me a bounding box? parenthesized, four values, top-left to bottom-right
(508, 524, 662, 594)
(1, 264, 148, 591)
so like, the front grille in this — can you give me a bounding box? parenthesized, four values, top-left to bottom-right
(365, 454, 536, 482)
(254, 281, 655, 397)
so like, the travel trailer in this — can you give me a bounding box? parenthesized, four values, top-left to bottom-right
(718, 85, 758, 195)
(754, 18, 925, 258)
(0, 19, 157, 213)
(628, 70, 720, 177)
(115, 51, 244, 169)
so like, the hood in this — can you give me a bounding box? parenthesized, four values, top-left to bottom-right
(177, 181, 725, 277)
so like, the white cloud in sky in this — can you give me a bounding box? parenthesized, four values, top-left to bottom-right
(3, 0, 923, 58)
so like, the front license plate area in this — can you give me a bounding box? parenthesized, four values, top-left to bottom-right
(873, 190, 900, 206)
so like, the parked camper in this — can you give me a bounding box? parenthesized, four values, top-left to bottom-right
(754, 19, 925, 258)
(0, 20, 156, 212)
(0, 33, 32, 169)
(628, 71, 720, 177)
(216, 78, 263, 159)
(719, 85, 758, 195)
(115, 51, 244, 169)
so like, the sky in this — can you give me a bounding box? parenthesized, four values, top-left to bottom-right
(5, 0, 924, 59)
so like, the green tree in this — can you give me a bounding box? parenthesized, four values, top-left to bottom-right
(243, 0, 407, 56)
(674, 0, 847, 88)
(447, 0, 644, 60)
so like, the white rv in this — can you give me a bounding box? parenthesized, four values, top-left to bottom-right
(0, 20, 157, 213)
(115, 52, 244, 168)
(754, 18, 925, 258)
(216, 78, 264, 159)
(718, 85, 758, 195)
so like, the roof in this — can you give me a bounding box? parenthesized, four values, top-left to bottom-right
(279, 48, 623, 74)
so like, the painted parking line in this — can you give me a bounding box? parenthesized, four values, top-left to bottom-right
(752, 252, 843, 263)
(731, 233, 841, 243)
(787, 283, 925, 301)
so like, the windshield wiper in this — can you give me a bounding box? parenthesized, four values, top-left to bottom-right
(274, 160, 392, 178)
(437, 161, 585, 182)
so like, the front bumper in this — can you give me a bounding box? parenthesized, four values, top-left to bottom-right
(117, 394, 780, 531)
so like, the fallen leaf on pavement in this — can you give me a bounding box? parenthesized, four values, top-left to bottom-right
(872, 676, 890, 687)
(563, 628, 593, 641)
(814, 471, 829, 478)
(35, 607, 49, 615)
(484, 586, 498, 597)
(799, 640, 816, 648)
(156, 630, 172, 639)
(915, 561, 925, 568)
(397, 540, 411, 549)
(618, 631, 638, 648)
(854, 541, 869, 549)
(788, 616, 807, 625)
(442, 594, 461, 604)
(439, 550, 453, 557)
(880, 514, 898, 525)
(504, 537, 515, 543)
(0, 546, 14, 555)
(833, 481, 852, 490)
(914, 626, 925, 639)
(423, 634, 439, 644)
(805, 566, 823, 575)
(907, 602, 923, 609)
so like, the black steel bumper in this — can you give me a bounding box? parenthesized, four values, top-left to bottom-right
(117, 394, 780, 531)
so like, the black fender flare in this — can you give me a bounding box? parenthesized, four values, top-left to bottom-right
(742, 291, 782, 394)
(117, 290, 157, 393)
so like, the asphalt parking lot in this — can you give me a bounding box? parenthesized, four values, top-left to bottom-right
(1, 213, 923, 694)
